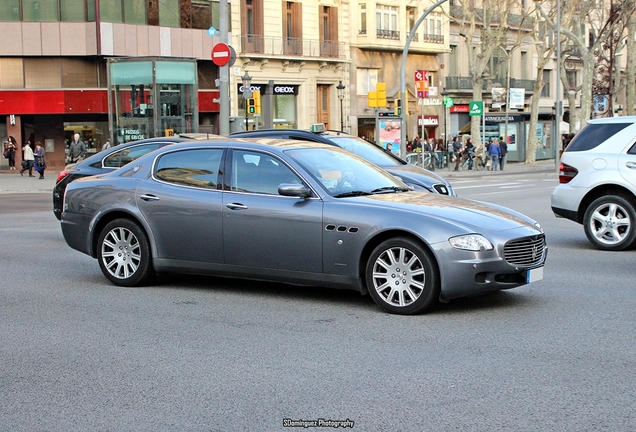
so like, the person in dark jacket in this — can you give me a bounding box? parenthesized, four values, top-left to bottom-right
(499, 136, 508, 171)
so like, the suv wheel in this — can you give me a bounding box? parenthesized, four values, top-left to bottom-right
(583, 195, 636, 251)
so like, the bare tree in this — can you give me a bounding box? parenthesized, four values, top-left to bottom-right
(452, 0, 518, 148)
(525, 9, 556, 164)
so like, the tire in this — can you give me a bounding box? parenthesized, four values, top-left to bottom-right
(583, 195, 636, 251)
(365, 237, 440, 315)
(97, 218, 154, 286)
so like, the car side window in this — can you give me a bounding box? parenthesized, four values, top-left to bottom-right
(103, 143, 164, 168)
(154, 149, 223, 190)
(231, 150, 302, 195)
(628, 143, 636, 155)
(566, 123, 631, 152)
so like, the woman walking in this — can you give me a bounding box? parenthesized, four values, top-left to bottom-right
(34, 141, 46, 179)
(5, 136, 17, 170)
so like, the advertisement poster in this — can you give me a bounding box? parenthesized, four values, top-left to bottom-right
(379, 119, 401, 154)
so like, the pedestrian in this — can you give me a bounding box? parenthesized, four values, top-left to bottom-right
(435, 138, 446, 168)
(499, 136, 508, 171)
(20, 141, 35, 177)
(4, 137, 17, 171)
(102, 139, 111, 151)
(452, 136, 462, 171)
(464, 137, 475, 170)
(488, 138, 501, 171)
(68, 133, 86, 164)
(33, 141, 46, 179)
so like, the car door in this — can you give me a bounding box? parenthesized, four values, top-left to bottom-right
(618, 141, 636, 190)
(222, 149, 323, 273)
(136, 148, 225, 265)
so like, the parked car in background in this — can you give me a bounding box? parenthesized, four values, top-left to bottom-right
(60, 138, 546, 315)
(53, 137, 201, 220)
(551, 116, 636, 250)
(231, 125, 456, 196)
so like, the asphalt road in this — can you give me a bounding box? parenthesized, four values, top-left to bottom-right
(1, 177, 635, 431)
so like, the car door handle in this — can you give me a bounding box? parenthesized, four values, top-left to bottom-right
(626, 162, 636, 169)
(140, 194, 160, 201)
(226, 203, 248, 210)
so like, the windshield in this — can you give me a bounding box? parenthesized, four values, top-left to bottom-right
(286, 147, 407, 197)
(325, 136, 402, 167)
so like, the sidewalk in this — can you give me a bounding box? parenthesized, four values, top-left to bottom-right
(0, 170, 58, 194)
(0, 159, 558, 194)
(441, 159, 558, 179)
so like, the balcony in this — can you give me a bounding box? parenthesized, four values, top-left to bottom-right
(377, 29, 400, 40)
(445, 76, 536, 93)
(239, 34, 346, 59)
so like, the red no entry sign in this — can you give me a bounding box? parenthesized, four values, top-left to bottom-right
(211, 43, 231, 66)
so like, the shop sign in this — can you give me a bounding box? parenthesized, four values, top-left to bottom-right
(237, 84, 299, 95)
(451, 105, 469, 113)
(124, 129, 145, 141)
(485, 115, 523, 123)
(417, 115, 439, 127)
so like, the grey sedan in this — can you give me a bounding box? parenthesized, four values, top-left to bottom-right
(60, 138, 547, 314)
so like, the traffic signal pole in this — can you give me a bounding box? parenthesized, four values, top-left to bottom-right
(399, 0, 448, 158)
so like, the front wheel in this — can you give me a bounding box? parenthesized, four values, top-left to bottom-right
(365, 237, 440, 315)
(583, 195, 636, 251)
(97, 218, 154, 286)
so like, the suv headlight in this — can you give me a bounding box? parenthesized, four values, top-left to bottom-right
(449, 234, 494, 251)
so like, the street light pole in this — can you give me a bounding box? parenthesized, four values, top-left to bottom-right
(441, 88, 449, 170)
(555, 0, 562, 172)
(337, 80, 346, 131)
(241, 71, 252, 131)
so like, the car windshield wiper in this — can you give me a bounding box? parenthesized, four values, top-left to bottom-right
(371, 186, 410, 194)
(333, 190, 373, 198)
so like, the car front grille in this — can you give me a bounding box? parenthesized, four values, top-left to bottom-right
(433, 183, 450, 195)
(504, 234, 546, 266)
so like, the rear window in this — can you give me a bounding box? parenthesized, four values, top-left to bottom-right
(565, 122, 631, 152)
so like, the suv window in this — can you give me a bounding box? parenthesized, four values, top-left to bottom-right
(566, 123, 631, 152)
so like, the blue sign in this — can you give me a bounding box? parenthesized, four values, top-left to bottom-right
(207, 27, 218, 37)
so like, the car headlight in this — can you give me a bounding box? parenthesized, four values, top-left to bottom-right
(449, 234, 494, 251)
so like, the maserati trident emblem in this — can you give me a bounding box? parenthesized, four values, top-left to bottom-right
(531, 245, 539, 261)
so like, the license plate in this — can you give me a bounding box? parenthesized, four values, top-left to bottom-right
(526, 267, 544, 283)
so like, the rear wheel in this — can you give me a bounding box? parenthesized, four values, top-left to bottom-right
(97, 219, 154, 286)
(583, 195, 636, 251)
(365, 237, 439, 315)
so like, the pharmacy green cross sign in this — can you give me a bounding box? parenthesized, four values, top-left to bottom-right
(469, 101, 483, 116)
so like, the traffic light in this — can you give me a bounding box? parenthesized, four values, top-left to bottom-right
(394, 91, 402, 116)
(367, 90, 378, 108)
(247, 98, 255, 114)
(253, 91, 261, 114)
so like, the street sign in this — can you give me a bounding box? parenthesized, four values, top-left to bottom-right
(211, 43, 231, 66)
(469, 101, 483, 116)
(415, 70, 429, 99)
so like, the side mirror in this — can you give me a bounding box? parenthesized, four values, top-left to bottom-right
(278, 183, 312, 198)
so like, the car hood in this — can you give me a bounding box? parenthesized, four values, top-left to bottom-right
(382, 163, 448, 185)
(358, 192, 539, 233)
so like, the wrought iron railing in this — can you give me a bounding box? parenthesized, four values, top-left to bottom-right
(238, 34, 346, 59)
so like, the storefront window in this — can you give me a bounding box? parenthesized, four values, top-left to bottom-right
(109, 58, 197, 143)
(64, 123, 109, 154)
(274, 95, 296, 128)
(236, 83, 297, 129)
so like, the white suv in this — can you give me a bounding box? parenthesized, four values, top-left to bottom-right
(551, 116, 636, 251)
